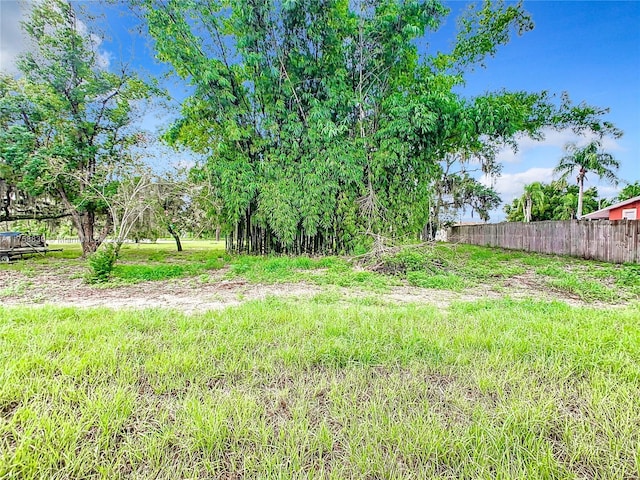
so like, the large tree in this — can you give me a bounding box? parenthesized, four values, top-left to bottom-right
(554, 140, 620, 219)
(0, 0, 153, 255)
(136, 0, 620, 254)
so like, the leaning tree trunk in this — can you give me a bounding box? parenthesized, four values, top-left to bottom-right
(167, 224, 183, 252)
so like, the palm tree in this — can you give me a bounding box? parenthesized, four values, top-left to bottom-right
(554, 140, 620, 219)
(518, 182, 545, 222)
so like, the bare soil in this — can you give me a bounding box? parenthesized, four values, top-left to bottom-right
(0, 264, 609, 313)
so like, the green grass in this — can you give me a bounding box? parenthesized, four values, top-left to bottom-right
(220, 244, 639, 300)
(1, 299, 639, 478)
(224, 254, 392, 290)
(2, 240, 639, 302)
(110, 241, 228, 281)
(2, 242, 639, 477)
(38, 241, 229, 284)
(406, 271, 466, 290)
(112, 264, 199, 282)
(546, 276, 617, 302)
(0, 280, 33, 298)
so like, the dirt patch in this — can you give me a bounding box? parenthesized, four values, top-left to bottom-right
(0, 266, 618, 313)
(0, 268, 324, 313)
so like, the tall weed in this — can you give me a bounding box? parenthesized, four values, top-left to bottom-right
(87, 244, 117, 283)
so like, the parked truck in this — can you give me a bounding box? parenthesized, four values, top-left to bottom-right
(0, 232, 61, 262)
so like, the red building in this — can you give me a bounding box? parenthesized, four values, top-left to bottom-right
(583, 195, 640, 220)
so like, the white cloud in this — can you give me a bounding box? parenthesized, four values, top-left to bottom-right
(95, 49, 112, 70)
(0, 0, 111, 75)
(496, 127, 624, 164)
(88, 32, 111, 70)
(0, 1, 28, 75)
(481, 167, 555, 203)
(597, 185, 620, 198)
(478, 163, 623, 216)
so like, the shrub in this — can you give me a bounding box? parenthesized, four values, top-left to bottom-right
(378, 247, 448, 275)
(87, 244, 117, 283)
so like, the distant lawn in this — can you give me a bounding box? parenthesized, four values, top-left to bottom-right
(2, 239, 639, 306)
(3, 241, 639, 302)
(1, 299, 639, 478)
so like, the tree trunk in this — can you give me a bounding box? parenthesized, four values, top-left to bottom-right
(167, 224, 183, 252)
(76, 211, 97, 257)
(58, 186, 111, 256)
(423, 193, 442, 241)
(577, 172, 585, 219)
(525, 197, 532, 223)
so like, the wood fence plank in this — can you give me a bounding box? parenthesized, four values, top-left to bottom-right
(448, 220, 639, 264)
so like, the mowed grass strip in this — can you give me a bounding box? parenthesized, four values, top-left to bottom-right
(1, 299, 639, 479)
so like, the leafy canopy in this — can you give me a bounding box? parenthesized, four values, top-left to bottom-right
(504, 180, 607, 222)
(0, 0, 155, 254)
(617, 182, 640, 202)
(554, 140, 620, 218)
(136, 0, 621, 253)
(555, 140, 621, 186)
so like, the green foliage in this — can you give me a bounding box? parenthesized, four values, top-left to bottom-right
(555, 141, 621, 186)
(0, 0, 156, 255)
(617, 181, 640, 202)
(554, 140, 620, 218)
(380, 247, 450, 275)
(519, 182, 545, 222)
(135, 0, 620, 253)
(428, 162, 502, 235)
(87, 244, 117, 283)
(505, 180, 606, 221)
(506, 139, 623, 222)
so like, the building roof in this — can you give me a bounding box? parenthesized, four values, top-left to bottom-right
(583, 195, 640, 220)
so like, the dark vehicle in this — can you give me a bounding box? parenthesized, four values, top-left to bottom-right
(0, 232, 62, 263)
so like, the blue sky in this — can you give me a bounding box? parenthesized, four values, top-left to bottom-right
(1, 0, 638, 220)
(440, 1, 640, 218)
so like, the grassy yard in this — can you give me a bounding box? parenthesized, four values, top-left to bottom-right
(1, 300, 639, 478)
(1, 242, 639, 478)
(6, 239, 639, 302)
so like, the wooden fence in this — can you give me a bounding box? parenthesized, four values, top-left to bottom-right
(448, 220, 640, 264)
